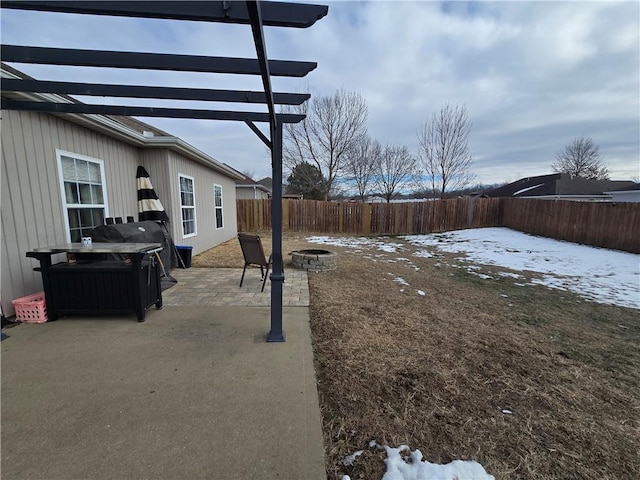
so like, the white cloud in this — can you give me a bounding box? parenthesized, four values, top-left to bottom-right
(1, 1, 638, 184)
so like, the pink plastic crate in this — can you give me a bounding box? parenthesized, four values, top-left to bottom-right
(12, 292, 48, 323)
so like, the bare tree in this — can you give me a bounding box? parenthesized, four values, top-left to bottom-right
(417, 104, 474, 198)
(374, 144, 419, 203)
(551, 136, 609, 180)
(283, 88, 368, 200)
(343, 135, 380, 201)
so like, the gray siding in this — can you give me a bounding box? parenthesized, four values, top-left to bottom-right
(1, 110, 238, 318)
(2, 110, 139, 316)
(236, 186, 269, 200)
(166, 151, 237, 255)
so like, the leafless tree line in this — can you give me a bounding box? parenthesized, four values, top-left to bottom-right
(283, 89, 474, 201)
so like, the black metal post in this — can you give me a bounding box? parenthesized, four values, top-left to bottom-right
(267, 118, 285, 342)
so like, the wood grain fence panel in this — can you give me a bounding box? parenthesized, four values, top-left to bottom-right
(238, 197, 639, 253)
(502, 198, 640, 253)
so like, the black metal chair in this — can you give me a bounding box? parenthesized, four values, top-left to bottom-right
(238, 233, 272, 292)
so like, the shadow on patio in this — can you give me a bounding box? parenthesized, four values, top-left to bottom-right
(1, 268, 325, 479)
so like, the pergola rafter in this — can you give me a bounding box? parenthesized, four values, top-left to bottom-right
(0, 0, 328, 342)
(1, 79, 310, 105)
(1, 45, 317, 77)
(0, 99, 306, 123)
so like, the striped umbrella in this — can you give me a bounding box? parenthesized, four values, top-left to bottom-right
(137, 166, 169, 222)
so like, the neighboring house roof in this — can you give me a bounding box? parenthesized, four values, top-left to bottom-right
(487, 173, 636, 198)
(1, 63, 243, 181)
(257, 177, 273, 190)
(234, 173, 271, 193)
(222, 164, 271, 193)
(604, 183, 640, 193)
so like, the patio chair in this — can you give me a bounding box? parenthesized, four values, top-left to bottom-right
(238, 233, 272, 292)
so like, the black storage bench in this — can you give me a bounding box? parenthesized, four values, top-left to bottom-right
(27, 243, 163, 322)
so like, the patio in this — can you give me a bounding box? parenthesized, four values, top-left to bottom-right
(1, 268, 325, 479)
(163, 267, 310, 307)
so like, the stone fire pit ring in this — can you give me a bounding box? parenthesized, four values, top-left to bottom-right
(291, 249, 337, 272)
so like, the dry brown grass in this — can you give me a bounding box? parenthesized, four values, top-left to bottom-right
(194, 232, 640, 480)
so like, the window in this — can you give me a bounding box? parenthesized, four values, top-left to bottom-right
(214, 184, 223, 229)
(56, 151, 108, 242)
(179, 174, 197, 237)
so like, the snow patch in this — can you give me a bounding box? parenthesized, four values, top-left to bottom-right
(342, 443, 494, 480)
(513, 183, 545, 196)
(339, 450, 364, 467)
(382, 445, 495, 480)
(307, 235, 403, 253)
(403, 228, 640, 309)
(498, 271, 523, 279)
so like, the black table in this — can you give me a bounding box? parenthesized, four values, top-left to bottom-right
(27, 243, 163, 322)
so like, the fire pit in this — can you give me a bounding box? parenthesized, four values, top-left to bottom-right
(291, 249, 337, 272)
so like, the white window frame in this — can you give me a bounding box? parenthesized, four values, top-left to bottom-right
(56, 149, 109, 243)
(214, 184, 224, 230)
(179, 173, 197, 238)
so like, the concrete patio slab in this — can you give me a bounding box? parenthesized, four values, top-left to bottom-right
(1, 303, 326, 479)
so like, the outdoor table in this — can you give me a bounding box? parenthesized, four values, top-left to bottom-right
(27, 243, 163, 322)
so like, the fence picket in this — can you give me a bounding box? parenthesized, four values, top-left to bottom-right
(236, 198, 640, 253)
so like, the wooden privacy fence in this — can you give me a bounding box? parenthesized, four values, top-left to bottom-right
(237, 197, 503, 235)
(502, 198, 640, 253)
(237, 197, 640, 253)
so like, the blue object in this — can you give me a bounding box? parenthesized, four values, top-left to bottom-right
(175, 245, 193, 268)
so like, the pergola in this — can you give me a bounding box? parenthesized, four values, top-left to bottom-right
(1, 0, 328, 342)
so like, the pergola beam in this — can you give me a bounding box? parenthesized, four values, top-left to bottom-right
(0, 0, 329, 344)
(1, 1, 328, 28)
(245, 121, 271, 149)
(0, 99, 306, 123)
(2, 79, 310, 105)
(2, 45, 317, 77)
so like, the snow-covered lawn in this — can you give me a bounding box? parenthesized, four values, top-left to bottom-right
(309, 227, 640, 310)
(402, 227, 640, 310)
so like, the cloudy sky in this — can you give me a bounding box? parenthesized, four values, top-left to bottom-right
(2, 1, 638, 185)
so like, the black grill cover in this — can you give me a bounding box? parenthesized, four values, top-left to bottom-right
(89, 221, 176, 270)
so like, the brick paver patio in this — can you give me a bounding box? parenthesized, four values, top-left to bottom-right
(162, 267, 310, 307)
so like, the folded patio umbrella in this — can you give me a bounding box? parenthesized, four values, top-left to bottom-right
(136, 166, 169, 223)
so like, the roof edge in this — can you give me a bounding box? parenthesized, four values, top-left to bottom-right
(1, 65, 243, 180)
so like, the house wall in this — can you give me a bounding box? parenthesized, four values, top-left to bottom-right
(236, 186, 269, 200)
(165, 151, 237, 255)
(609, 191, 640, 203)
(1, 110, 239, 318)
(1, 109, 140, 316)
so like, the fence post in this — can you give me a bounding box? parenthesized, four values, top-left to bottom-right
(362, 203, 371, 234)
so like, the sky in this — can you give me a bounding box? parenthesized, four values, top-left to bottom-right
(307, 227, 640, 309)
(1, 1, 639, 186)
